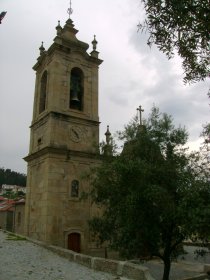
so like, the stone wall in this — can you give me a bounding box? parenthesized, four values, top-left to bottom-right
(14, 203, 25, 235)
(0, 211, 7, 229)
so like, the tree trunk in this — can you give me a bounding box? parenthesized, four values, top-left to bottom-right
(162, 257, 171, 280)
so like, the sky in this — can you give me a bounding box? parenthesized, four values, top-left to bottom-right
(0, 0, 209, 174)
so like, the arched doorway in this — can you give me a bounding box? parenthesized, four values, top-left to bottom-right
(68, 232, 81, 253)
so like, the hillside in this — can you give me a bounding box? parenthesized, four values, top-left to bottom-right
(0, 168, 26, 187)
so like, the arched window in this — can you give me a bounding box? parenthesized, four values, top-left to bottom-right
(69, 68, 83, 111)
(39, 71, 47, 113)
(71, 180, 79, 197)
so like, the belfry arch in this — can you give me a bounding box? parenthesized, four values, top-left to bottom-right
(70, 67, 84, 111)
(39, 70, 47, 113)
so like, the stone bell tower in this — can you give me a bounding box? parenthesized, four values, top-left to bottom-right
(24, 15, 102, 253)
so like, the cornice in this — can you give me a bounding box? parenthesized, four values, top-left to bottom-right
(31, 111, 100, 129)
(24, 146, 101, 163)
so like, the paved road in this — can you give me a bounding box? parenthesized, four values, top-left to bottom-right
(181, 245, 210, 264)
(0, 231, 125, 280)
(140, 246, 210, 280)
(144, 259, 205, 280)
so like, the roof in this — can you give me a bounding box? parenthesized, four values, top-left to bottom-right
(0, 203, 14, 212)
(0, 198, 25, 211)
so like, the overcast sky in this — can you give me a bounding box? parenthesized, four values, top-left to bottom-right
(0, 0, 209, 174)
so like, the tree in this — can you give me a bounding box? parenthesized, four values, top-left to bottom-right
(138, 0, 210, 84)
(89, 107, 210, 280)
(0, 168, 26, 187)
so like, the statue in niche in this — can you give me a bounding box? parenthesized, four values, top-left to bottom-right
(71, 180, 79, 197)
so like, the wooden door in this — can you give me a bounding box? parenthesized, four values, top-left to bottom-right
(68, 233, 81, 253)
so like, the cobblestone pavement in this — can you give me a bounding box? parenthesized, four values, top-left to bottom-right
(0, 230, 209, 280)
(0, 231, 126, 280)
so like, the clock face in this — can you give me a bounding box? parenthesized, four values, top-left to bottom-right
(70, 126, 83, 142)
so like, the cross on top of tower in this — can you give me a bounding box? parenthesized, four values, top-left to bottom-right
(137, 105, 144, 125)
(67, 0, 73, 18)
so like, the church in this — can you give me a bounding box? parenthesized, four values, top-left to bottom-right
(24, 12, 108, 254)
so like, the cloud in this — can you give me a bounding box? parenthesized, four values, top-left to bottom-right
(127, 25, 209, 143)
(0, 0, 209, 173)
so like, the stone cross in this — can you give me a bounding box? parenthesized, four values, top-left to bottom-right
(67, 0, 73, 18)
(137, 105, 144, 125)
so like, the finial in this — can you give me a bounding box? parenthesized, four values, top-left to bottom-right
(105, 125, 111, 145)
(104, 126, 112, 156)
(92, 35, 98, 51)
(39, 41, 45, 55)
(67, 0, 73, 18)
(137, 105, 144, 125)
(0, 11, 7, 24)
(56, 20, 62, 35)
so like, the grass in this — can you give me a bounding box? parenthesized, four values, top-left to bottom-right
(6, 233, 26, 241)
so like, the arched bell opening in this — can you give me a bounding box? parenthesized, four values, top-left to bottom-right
(39, 70, 47, 114)
(69, 67, 84, 111)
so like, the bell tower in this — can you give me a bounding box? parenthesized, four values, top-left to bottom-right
(24, 15, 102, 253)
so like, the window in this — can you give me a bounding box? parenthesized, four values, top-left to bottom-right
(37, 138, 42, 145)
(69, 68, 83, 111)
(71, 180, 79, 197)
(39, 71, 47, 113)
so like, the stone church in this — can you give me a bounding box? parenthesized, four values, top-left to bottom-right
(24, 16, 107, 254)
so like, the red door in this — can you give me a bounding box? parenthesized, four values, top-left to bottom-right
(68, 233, 81, 253)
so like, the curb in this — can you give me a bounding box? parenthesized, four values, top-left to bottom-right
(182, 274, 210, 280)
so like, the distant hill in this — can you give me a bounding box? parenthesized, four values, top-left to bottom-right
(0, 168, 26, 187)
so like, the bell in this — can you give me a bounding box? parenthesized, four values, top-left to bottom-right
(70, 90, 80, 102)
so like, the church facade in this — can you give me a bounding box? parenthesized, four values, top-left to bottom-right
(24, 17, 103, 254)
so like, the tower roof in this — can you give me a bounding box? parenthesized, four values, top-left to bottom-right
(33, 18, 103, 71)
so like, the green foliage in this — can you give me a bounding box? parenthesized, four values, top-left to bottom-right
(138, 0, 210, 84)
(6, 233, 26, 241)
(3, 189, 16, 199)
(89, 106, 210, 280)
(0, 168, 26, 187)
(17, 191, 25, 197)
(201, 123, 210, 143)
(99, 137, 118, 157)
(2, 189, 25, 199)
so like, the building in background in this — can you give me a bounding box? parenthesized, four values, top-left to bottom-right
(1, 184, 26, 195)
(0, 197, 25, 234)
